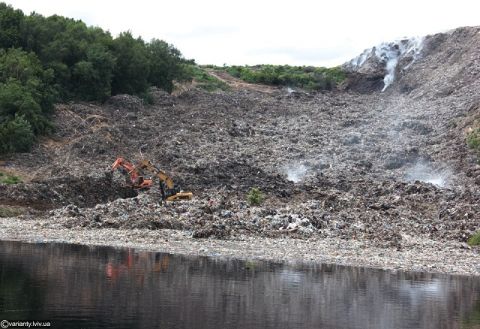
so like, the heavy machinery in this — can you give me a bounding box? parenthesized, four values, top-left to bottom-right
(111, 157, 192, 202)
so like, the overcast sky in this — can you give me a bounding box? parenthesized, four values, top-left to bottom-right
(6, 0, 480, 67)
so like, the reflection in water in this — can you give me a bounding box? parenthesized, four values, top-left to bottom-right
(0, 241, 480, 329)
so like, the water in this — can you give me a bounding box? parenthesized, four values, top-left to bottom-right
(1, 241, 480, 329)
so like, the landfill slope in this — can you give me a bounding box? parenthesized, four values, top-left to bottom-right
(0, 26, 479, 273)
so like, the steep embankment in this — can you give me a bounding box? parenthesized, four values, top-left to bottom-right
(0, 26, 479, 274)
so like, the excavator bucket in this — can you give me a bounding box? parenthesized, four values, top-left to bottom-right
(166, 191, 193, 202)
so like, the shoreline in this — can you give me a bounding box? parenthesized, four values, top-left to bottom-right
(2, 217, 479, 276)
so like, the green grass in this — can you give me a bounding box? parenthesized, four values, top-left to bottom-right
(186, 65, 230, 91)
(0, 172, 22, 185)
(467, 127, 480, 150)
(0, 206, 24, 217)
(224, 64, 346, 91)
(247, 187, 264, 206)
(468, 231, 480, 246)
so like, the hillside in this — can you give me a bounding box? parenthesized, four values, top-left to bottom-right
(1, 26, 479, 274)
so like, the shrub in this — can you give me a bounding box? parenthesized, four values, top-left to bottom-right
(247, 187, 264, 206)
(0, 48, 54, 152)
(187, 65, 229, 91)
(0, 114, 35, 153)
(139, 91, 154, 105)
(0, 79, 52, 135)
(467, 128, 480, 151)
(0, 171, 21, 184)
(468, 231, 480, 246)
(225, 65, 346, 91)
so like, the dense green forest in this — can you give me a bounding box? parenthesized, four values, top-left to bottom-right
(0, 2, 192, 153)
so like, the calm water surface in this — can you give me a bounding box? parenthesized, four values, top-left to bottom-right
(1, 241, 480, 329)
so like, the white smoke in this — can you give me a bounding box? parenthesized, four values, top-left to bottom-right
(375, 45, 400, 91)
(285, 164, 309, 183)
(376, 37, 424, 91)
(350, 48, 371, 67)
(405, 161, 451, 188)
(347, 36, 424, 91)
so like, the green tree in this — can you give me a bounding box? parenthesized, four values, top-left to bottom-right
(0, 3, 23, 48)
(0, 48, 55, 133)
(0, 79, 51, 135)
(20, 12, 114, 100)
(72, 44, 115, 100)
(0, 114, 35, 153)
(111, 32, 150, 95)
(147, 39, 192, 92)
(0, 48, 56, 111)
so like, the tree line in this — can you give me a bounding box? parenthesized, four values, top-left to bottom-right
(0, 3, 192, 153)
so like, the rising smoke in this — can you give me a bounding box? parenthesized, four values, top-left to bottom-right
(285, 164, 309, 183)
(348, 37, 424, 91)
(405, 161, 451, 188)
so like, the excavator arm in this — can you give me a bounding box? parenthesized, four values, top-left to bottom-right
(111, 157, 152, 189)
(136, 159, 192, 201)
(111, 157, 192, 202)
(137, 160, 174, 189)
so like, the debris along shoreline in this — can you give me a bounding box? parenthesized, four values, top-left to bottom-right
(1, 215, 479, 276)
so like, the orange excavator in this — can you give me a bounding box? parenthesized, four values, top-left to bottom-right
(111, 157, 192, 202)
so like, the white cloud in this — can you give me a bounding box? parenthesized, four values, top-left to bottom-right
(5, 0, 480, 66)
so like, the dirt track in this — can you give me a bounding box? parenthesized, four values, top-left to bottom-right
(0, 26, 479, 274)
